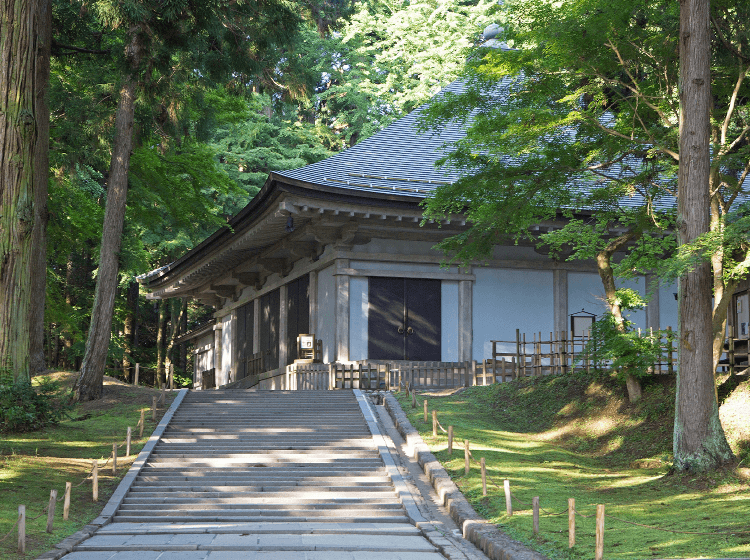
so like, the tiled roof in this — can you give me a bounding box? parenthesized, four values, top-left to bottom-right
(274, 80, 471, 197)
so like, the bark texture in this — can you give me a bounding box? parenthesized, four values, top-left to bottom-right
(122, 280, 139, 380)
(74, 29, 143, 401)
(673, 0, 734, 471)
(29, 0, 51, 376)
(0, 0, 40, 381)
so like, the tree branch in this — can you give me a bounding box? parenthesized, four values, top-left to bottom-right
(51, 40, 110, 56)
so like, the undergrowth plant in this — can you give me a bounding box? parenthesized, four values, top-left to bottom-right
(0, 375, 74, 433)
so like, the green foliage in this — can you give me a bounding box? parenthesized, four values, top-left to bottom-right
(310, 0, 497, 146)
(0, 377, 73, 433)
(580, 300, 669, 383)
(209, 93, 334, 199)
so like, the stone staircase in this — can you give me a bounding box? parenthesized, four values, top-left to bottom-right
(66, 390, 443, 559)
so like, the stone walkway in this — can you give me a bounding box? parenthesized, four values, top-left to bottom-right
(57, 389, 481, 560)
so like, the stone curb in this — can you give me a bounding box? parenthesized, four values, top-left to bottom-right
(36, 388, 189, 560)
(383, 392, 549, 560)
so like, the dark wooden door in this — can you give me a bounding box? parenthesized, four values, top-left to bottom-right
(286, 274, 310, 365)
(260, 289, 280, 370)
(368, 278, 441, 361)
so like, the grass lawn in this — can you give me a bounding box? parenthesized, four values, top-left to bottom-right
(395, 372, 750, 560)
(0, 372, 176, 560)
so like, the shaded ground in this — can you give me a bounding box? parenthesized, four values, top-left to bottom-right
(403, 371, 750, 559)
(0, 371, 176, 560)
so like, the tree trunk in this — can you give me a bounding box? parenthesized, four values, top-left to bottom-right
(596, 230, 642, 403)
(179, 298, 188, 372)
(156, 299, 167, 388)
(673, 0, 734, 471)
(28, 0, 51, 377)
(0, 0, 41, 382)
(74, 29, 143, 401)
(165, 298, 187, 382)
(122, 280, 139, 381)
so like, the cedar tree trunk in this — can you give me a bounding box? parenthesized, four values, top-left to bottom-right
(0, 0, 41, 382)
(122, 280, 139, 380)
(29, 0, 51, 376)
(74, 29, 143, 401)
(673, 0, 734, 471)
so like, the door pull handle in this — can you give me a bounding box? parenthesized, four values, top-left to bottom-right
(398, 326, 405, 334)
(406, 327, 414, 336)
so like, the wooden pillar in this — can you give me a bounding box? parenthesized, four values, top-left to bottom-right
(335, 259, 350, 362)
(309, 270, 318, 340)
(213, 323, 222, 384)
(253, 298, 260, 355)
(553, 269, 568, 336)
(458, 278, 473, 362)
(279, 284, 288, 367)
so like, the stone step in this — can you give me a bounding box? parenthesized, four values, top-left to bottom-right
(122, 495, 398, 504)
(75, 532, 435, 552)
(129, 486, 394, 493)
(95, 521, 422, 535)
(112, 513, 410, 523)
(118, 501, 402, 510)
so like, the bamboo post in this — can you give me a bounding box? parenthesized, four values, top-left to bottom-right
(568, 498, 575, 548)
(492, 341, 497, 383)
(522, 332, 527, 377)
(472, 360, 477, 386)
(448, 426, 453, 455)
(464, 440, 470, 475)
(729, 325, 735, 376)
(152, 396, 157, 421)
(112, 443, 117, 474)
(126, 427, 131, 457)
(63, 482, 71, 521)
(561, 330, 568, 374)
(424, 399, 428, 423)
(552, 332, 556, 375)
(18, 505, 25, 553)
(481, 458, 487, 497)
(139, 409, 145, 438)
(515, 329, 521, 379)
(595, 504, 605, 560)
(134, 363, 139, 385)
(92, 461, 98, 502)
(667, 325, 674, 375)
(46, 489, 57, 532)
(504, 480, 512, 516)
(432, 410, 438, 437)
(532, 496, 539, 535)
(650, 327, 656, 374)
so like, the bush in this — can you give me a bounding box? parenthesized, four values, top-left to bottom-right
(0, 376, 72, 433)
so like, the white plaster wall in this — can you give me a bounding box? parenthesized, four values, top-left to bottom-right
(349, 277, 369, 361)
(441, 281, 459, 362)
(220, 315, 233, 385)
(568, 273, 646, 330)
(659, 281, 679, 330)
(472, 268, 554, 360)
(317, 264, 336, 363)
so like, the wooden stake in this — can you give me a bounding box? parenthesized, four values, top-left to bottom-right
(139, 408, 145, 437)
(423, 399, 428, 423)
(411, 390, 417, 409)
(134, 363, 139, 385)
(92, 460, 98, 502)
(532, 496, 539, 535)
(504, 479, 512, 516)
(63, 482, 71, 521)
(595, 504, 605, 560)
(46, 489, 57, 533)
(464, 440, 470, 475)
(448, 426, 453, 455)
(152, 396, 157, 421)
(126, 427, 131, 457)
(112, 443, 117, 474)
(432, 410, 437, 437)
(568, 498, 575, 548)
(481, 458, 487, 496)
(18, 505, 25, 553)
(160, 384, 166, 406)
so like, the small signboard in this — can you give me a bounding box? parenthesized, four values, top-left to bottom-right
(570, 309, 596, 338)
